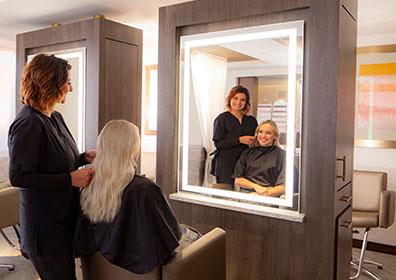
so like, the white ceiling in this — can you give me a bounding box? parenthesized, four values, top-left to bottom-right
(0, 0, 191, 51)
(0, 0, 396, 51)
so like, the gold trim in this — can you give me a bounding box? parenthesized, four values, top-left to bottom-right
(144, 65, 158, 136)
(357, 44, 396, 55)
(355, 139, 396, 148)
(93, 14, 105, 20)
(51, 23, 61, 28)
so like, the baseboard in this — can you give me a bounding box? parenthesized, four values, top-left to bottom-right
(353, 238, 396, 255)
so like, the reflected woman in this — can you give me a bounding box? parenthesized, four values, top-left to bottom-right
(233, 120, 286, 197)
(211, 85, 258, 186)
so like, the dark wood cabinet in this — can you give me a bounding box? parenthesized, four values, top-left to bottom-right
(334, 2, 357, 278)
(157, 0, 357, 279)
(16, 18, 142, 150)
(336, 207, 353, 280)
(335, 1, 357, 192)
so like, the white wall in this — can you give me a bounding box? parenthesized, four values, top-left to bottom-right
(140, 46, 158, 181)
(0, 51, 16, 155)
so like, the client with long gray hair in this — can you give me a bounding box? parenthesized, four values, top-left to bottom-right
(75, 120, 183, 274)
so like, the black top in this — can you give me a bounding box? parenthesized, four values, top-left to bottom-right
(8, 105, 85, 255)
(211, 111, 257, 179)
(74, 175, 181, 274)
(232, 145, 286, 187)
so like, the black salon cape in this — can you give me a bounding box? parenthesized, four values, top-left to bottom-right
(211, 111, 257, 179)
(8, 106, 85, 255)
(232, 145, 286, 187)
(74, 175, 182, 274)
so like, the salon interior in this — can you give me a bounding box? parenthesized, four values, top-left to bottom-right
(1, 0, 396, 279)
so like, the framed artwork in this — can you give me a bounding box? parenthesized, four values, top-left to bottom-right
(355, 45, 396, 148)
(144, 65, 158, 135)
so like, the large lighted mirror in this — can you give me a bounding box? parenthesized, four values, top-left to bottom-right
(28, 48, 86, 151)
(178, 21, 304, 209)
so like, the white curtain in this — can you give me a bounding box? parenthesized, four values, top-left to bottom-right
(190, 51, 227, 185)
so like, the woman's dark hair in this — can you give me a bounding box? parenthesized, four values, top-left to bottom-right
(20, 54, 71, 111)
(225, 85, 250, 114)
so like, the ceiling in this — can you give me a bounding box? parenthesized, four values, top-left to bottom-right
(0, 0, 396, 51)
(0, 0, 191, 51)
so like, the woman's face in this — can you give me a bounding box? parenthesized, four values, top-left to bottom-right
(257, 123, 277, 147)
(58, 70, 73, 104)
(230, 92, 247, 112)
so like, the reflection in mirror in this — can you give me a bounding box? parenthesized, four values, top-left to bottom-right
(28, 48, 86, 151)
(179, 21, 303, 209)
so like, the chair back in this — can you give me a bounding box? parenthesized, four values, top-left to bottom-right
(353, 170, 387, 212)
(162, 227, 226, 280)
(81, 227, 226, 280)
(81, 253, 161, 280)
(0, 182, 19, 228)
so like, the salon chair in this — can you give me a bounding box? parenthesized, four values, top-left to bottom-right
(82, 227, 226, 280)
(350, 170, 395, 280)
(0, 180, 20, 271)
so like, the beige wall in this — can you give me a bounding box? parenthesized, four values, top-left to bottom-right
(141, 151, 156, 182)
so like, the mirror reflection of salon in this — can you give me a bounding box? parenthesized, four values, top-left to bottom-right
(233, 120, 285, 197)
(180, 21, 303, 208)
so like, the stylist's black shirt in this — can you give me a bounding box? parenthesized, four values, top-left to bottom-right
(211, 111, 257, 179)
(8, 106, 84, 255)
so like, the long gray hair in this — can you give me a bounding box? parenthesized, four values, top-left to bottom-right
(80, 120, 140, 223)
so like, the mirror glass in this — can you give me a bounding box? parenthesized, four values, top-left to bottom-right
(28, 48, 86, 151)
(179, 21, 304, 209)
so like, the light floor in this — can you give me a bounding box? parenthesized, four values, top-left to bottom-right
(1, 227, 395, 279)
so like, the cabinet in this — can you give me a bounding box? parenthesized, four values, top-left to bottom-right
(334, 1, 357, 278)
(336, 207, 353, 280)
(157, 0, 357, 279)
(16, 17, 142, 151)
(335, 1, 357, 192)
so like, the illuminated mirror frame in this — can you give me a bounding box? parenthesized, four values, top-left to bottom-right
(179, 21, 303, 208)
(27, 48, 86, 151)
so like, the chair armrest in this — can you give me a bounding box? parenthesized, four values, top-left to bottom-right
(379, 190, 395, 228)
(0, 187, 20, 228)
(162, 227, 226, 280)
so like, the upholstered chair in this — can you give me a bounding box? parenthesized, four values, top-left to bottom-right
(82, 227, 226, 280)
(350, 170, 395, 280)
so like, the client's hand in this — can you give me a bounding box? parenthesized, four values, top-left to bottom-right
(71, 168, 94, 188)
(85, 149, 96, 164)
(254, 185, 270, 196)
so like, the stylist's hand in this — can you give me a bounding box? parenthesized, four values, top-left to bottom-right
(71, 168, 94, 188)
(85, 149, 96, 164)
(239, 136, 256, 145)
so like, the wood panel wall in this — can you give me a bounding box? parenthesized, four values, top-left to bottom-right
(157, 0, 357, 279)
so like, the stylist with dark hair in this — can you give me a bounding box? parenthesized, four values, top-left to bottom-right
(211, 85, 258, 186)
(8, 54, 95, 280)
